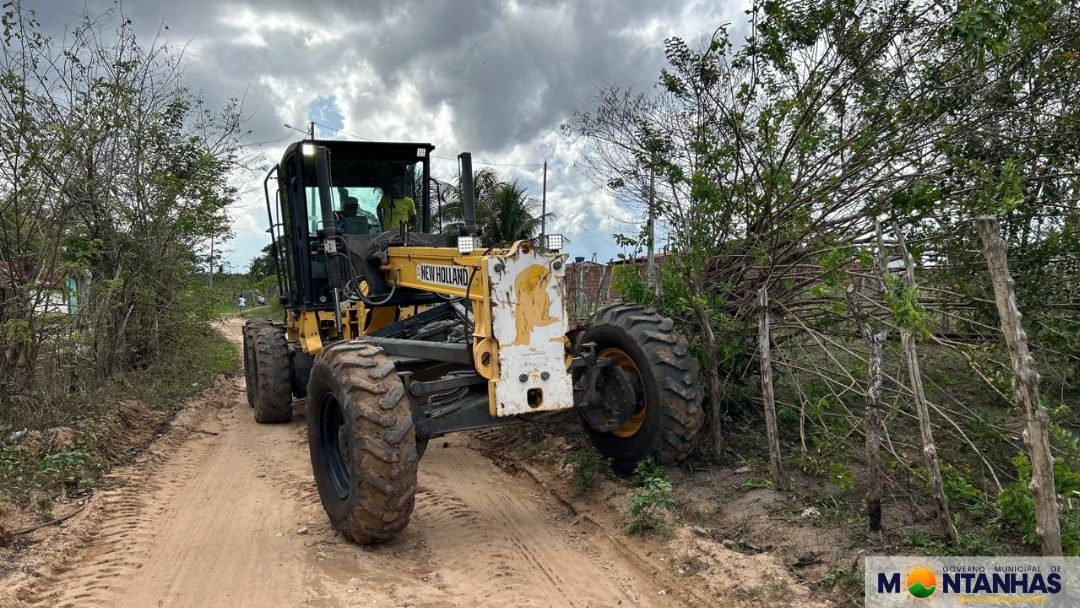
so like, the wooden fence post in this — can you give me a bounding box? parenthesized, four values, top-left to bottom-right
(895, 228, 960, 544)
(847, 279, 886, 532)
(758, 286, 783, 484)
(975, 217, 1062, 556)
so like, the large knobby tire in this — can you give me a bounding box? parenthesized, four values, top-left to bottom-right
(578, 304, 703, 473)
(306, 341, 418, 544)
(242, 320, 268, 408)
(253, 324, 293, 423)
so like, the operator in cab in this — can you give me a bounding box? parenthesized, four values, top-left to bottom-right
(377, 178, 416, 233)
(336, 196, 372, 235)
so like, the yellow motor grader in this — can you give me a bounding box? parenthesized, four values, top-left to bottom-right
(242, 139, 703, 543)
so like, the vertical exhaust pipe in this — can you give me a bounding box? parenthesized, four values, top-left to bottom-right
(314, 146, 334, 228)
(459, 152, 476, 236)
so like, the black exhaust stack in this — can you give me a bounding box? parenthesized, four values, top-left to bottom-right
(459, 152, 476, 236)
(314, 144, 335, 227)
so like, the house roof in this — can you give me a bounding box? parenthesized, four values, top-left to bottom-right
(0, 261, 66, 286)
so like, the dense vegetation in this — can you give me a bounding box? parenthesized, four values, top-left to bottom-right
(0, 7, 244, 505)
(570, 0, 1079, 555)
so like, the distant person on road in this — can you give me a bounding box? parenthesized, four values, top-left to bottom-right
(377, 178, 416, 233)
(238, 295, 247, 312)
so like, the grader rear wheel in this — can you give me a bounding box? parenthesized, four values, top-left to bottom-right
(306, 341, 418, 544)
(253, 324, 293, 423)
(578, 304, 703, 473)
(242, 320, 267, 407)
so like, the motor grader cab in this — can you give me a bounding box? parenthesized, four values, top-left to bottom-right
(242, 139, 704, 544)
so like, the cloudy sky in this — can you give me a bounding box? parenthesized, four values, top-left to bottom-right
(38, 0, 746, 270)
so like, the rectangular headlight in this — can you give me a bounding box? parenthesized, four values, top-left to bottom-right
(457, 235, 478, 254)
(302, 143, 316, 156)
(543, 233, 564, 251)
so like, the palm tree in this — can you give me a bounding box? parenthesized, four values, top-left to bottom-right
(480, 181, 546, 246)
(434, 170, 551, 246)
(433, 167, 500, 233)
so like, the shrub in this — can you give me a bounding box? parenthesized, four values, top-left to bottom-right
(40, 449, 97, 500)
(998, 453, 1080, 555)
(625, 457, 675, 535)
(563, 448, 611, 490)
(631, 456, 666, 487)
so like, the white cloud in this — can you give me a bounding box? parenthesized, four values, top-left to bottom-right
(37, 0, 743, 270)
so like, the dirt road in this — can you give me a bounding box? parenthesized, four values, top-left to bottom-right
(3, 321, 693, 608)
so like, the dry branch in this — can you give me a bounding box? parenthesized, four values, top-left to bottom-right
(896, 227, 959, 544)
(759, 286, 784, 484)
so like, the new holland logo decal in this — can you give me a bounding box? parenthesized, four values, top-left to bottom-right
(417, 264, 469, 288)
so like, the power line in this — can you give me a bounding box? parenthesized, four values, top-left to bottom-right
(239, 133, 294, 147)
(475, 159, 545, 168)
(431, 153, 543, 168)
(315, 121, 544, 168)
(312, 122, 371, 141)
(246, 121, 546, 175)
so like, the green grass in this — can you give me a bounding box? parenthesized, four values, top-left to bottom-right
(125, 325, 238, 408)
(740, 477, 775, 490)
(237, 301, 283, 322)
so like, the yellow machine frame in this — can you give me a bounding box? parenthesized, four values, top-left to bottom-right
(286, 242, 568, 415)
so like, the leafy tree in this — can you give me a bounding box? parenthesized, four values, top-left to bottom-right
(569, 0, 1080, 465)
(248, 244, 276, 281)
(0, 5, 244, 427)
(479, 181, 547, 245)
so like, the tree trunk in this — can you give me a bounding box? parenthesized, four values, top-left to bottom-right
(758, 286, 783, 484)
(975, 217, 1062, 556)
(895, 228, 959, 544)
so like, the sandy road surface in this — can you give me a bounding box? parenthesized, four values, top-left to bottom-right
(4, 320, 687, 608)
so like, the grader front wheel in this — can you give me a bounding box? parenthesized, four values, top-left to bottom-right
(578, 304, 703, 473)
(306, 342, 419, 544)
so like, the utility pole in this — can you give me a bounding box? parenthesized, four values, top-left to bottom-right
(309, 121, 315, 140)
(541, 160, 547, 239)
(208, 233, 214, 287)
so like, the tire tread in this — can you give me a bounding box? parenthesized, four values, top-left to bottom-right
(309, 343, 417, 544)
(580, 304, 703, 468)
(253, 324, 292, 423)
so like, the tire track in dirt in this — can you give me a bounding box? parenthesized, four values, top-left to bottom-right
(2, 319, 690, 607)
(415, 447, 655, 608)
(10, 380, 311, 608)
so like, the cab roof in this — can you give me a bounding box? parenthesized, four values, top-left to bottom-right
(280, 139, 435, 165)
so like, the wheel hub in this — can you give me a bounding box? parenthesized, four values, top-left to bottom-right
(581, 365, 640, 433)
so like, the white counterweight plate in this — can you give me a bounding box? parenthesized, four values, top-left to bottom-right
(487, 250, 572, 416)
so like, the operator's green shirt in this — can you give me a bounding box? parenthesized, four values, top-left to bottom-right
(378, 196, 416, 231)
